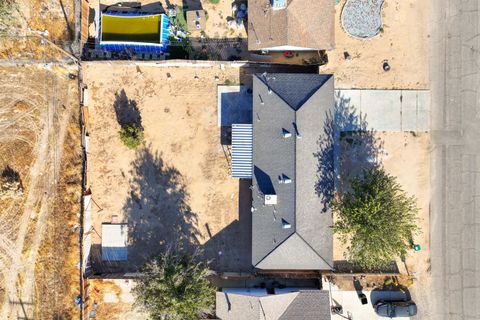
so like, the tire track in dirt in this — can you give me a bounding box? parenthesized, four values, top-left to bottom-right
(0, 64, 78, 319)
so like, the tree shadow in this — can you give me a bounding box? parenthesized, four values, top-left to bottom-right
(125, 147, 201, 268)
(91, 146, 202, 273)
(0, 165, 23, 194)
(314, 91, 384, 212)
(113, 89, 142, 129)
(1, 165, 21, 183)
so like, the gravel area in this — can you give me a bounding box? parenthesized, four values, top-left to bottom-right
(341, 0, 385, 39)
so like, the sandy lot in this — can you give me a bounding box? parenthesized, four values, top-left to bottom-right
(0, 64, 80, 319)
(85, 279, 146, 320)
(83, 62, 253, 273)
(322, 0, 429, 89)
(335, 132, 430, 266)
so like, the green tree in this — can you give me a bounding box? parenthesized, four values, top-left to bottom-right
(119, 123, 144, 149)
(333, 168, 419, 270)
(133, 250, 215, 320)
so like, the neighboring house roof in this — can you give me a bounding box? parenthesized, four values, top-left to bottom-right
(216, 290, 331, 320)
(252, 73, 334, 270)
(247, 0, 335, 51)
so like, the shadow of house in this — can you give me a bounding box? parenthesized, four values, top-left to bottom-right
(219, 86, 253, 145)
(202, 179, 253, 273)
(314, 91, 384, 212)
(113, 89, 142, 129)
(253, 166, 275, 195)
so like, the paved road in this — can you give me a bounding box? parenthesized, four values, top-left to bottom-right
(430, 0, 480, 319)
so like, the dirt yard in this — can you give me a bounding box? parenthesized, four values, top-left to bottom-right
(83, 62, 253, 274)
(85, 279, 146, 320)
(0, 0, 76, 61)
(14, 0, 76, 41)
(322, 0, 429, 89)
(0, 63, 80, 319)
(334, 132, 431, 294)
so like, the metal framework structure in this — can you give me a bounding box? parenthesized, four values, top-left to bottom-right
(231, 124, 253, 179)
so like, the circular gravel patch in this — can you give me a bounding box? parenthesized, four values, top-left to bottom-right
(341, 0, 385, 39)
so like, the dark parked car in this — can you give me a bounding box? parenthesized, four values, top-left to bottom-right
(374, 301, 417, 317)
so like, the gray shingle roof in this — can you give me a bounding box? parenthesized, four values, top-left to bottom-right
(247, 0, 335, 51)
(257, 73, 332, 111)
(279, 290, 332, 320)
(216, 290, 331, 320)
(252, 73, 334, 270)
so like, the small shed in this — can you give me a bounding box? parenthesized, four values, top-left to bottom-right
(186, 10, 206, 32)
(102, 223, 128, 261)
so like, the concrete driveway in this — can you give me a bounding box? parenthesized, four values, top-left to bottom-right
(335, 89, 430, 132)
(325, 279, 412, 320)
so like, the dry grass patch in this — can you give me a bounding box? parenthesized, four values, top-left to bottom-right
(33, 113, 82, 319)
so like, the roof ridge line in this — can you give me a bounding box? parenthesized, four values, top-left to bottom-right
(293, 106, 297, 230)
(295, 232, 334, 270)
(295, 74, 333, 109)
(254, 232, 295, 267)
(277, 291, 301, 319)
(255, 74, 333, 110)
(255, 74, 296, 110)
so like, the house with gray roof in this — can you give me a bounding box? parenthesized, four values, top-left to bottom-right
(247, 0, 335, 51)
(216, 289, 331, 320)
(251, 73, 334, 270)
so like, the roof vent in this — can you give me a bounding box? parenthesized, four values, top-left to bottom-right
(259, 94, 264, 105)
(268, 87, 272, 94)
(292, 122, 301, 139)
(264, 194, 277, 205)
(279, 174, 292, 184)
(281, 219, 291, 229)
(271, 0, 287, 10)
(282, 129, 291, 138)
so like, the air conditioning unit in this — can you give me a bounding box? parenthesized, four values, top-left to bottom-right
(264, 194, 277, 205)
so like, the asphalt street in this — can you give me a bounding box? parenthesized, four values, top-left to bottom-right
(430, 0, 480, 319)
